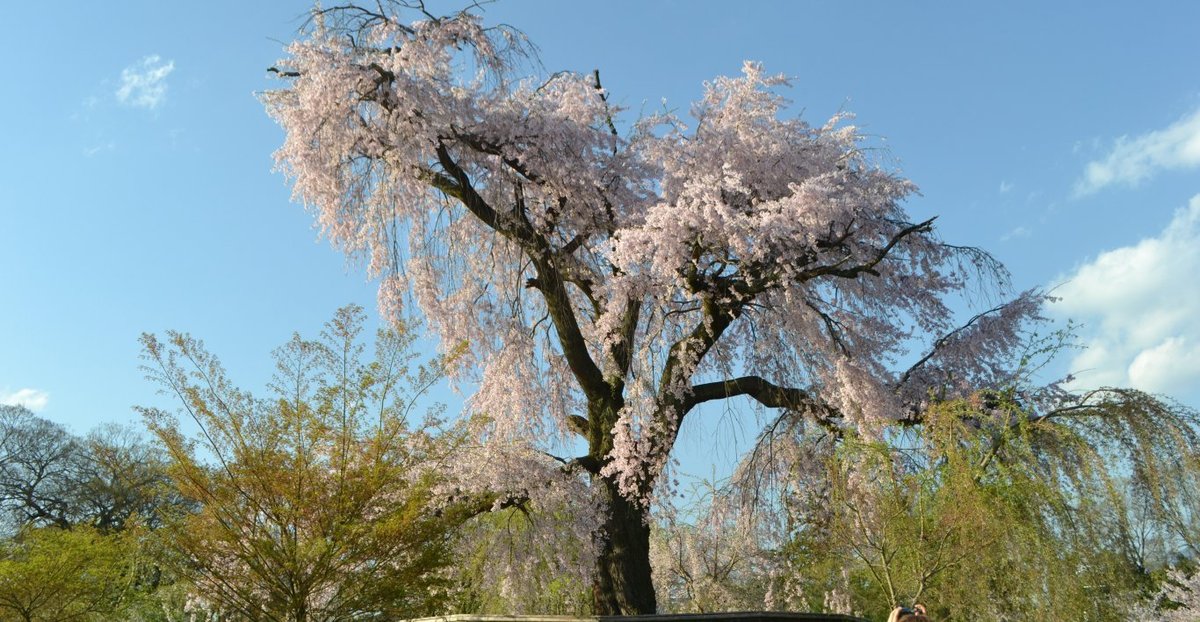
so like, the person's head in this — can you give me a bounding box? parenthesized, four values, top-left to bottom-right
(888, 604, 929, 622)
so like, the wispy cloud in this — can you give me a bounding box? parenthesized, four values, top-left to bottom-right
(1053, 194, 1200, 402)
(999, 180, 1013, 194)
(1001, 225, 1030, 241)
(82, 141, 115, 157)
(0, 388, 49, 412)
(1074, 108, 1200, 196)
(116, 55, 175, 110)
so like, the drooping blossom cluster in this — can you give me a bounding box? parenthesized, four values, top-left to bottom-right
(265, 5, 1044, 520)
(423, 433, 606, 590)
(650, 481, 780, 612)
(1129, 569, 1200, 621)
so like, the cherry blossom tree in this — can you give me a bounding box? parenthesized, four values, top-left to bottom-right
(264, 2, 1044, 613)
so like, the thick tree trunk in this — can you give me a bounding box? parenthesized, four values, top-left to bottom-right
(592, 476, 657, 615)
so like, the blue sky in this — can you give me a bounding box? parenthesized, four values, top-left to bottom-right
(2, 1, 1198, 475)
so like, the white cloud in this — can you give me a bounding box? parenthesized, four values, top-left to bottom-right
(1053, 195, 1200, 401)
(0, 388, 49, 412)
(999, 180, 1014, 194)
(1075, 108, 1200, 196)
(1002, 225, 1031, 241)
(116, 55, 175, 109)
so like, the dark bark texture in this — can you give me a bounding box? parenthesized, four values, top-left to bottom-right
(593, 478, 656, 615)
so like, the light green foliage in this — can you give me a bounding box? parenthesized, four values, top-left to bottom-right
(0, 526, 135, 621)
(450, 507, 593, 616)
(779, 390, 1200, 621)
(0, 409, 188, 621)
(139, 306, 463, 622)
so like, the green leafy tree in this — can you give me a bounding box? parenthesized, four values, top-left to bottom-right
(767, 389, 1200, 621)
(139, 306, 463, 622)
(0, 525, 135, 622)
(0, 409, 191, 621)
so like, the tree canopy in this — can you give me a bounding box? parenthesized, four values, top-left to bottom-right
(0, 405, 175, 533)
(0, 525, 136, 622)
(767, 390, 1200, 620)
(139, 306, 463, 621)
(264, 2, 1080, 613)
(263, 2, 1192, 613)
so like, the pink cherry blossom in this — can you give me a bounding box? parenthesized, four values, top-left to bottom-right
(265, 7, 1044, 613)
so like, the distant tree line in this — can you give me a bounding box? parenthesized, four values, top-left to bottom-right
(0, 404, 180, 620)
